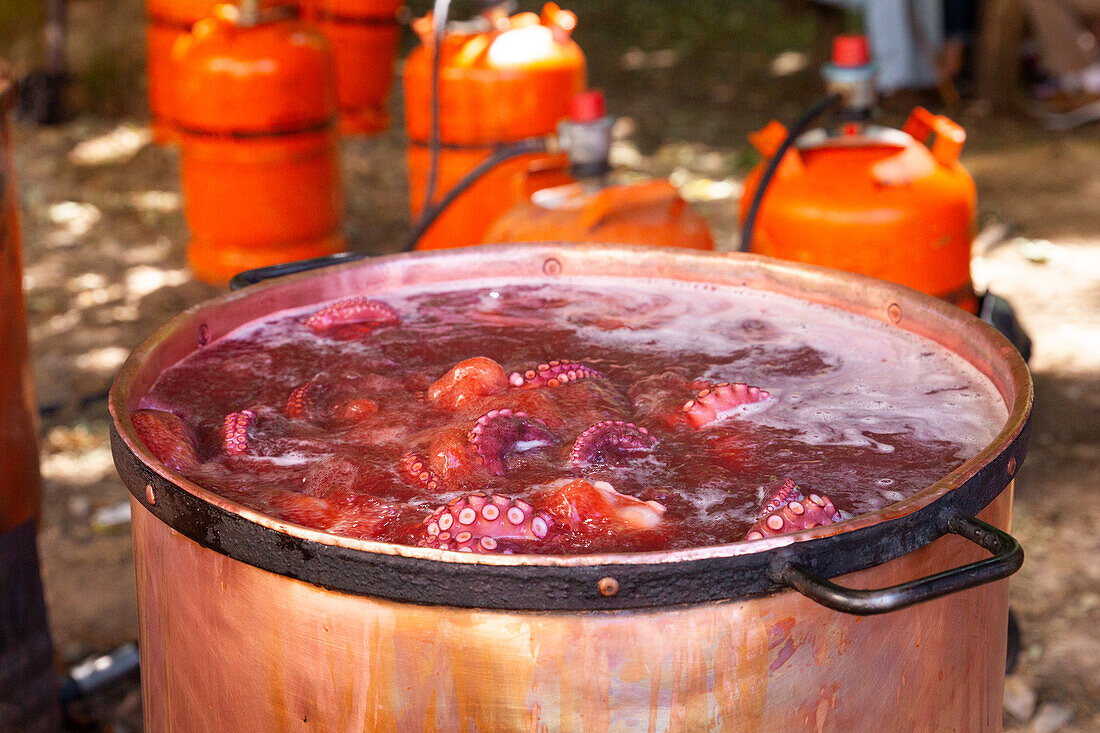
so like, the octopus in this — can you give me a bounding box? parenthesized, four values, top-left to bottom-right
(304, 296, 399, 339)
(219, 407, 337, 458)
(681, 381, 770, 429)
(743, 479, 843, 540)
(131, 409, 200, 472)
(285, 376, 387, 426)
(417, 494, 554, 552)
(542, 478, 666, 532)
(509, 360, 603, 389)
(399, 427, 484, 491)
(415, 479, 666, 554)
(468, 409, 559, 476)
(427, 357, 509, 411)
(222, 409, 255, 456)
(570, 420, 656, 467)
(134, 294, 856, 554)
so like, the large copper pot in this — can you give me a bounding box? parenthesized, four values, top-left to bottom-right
(110, 244, 1031, 731)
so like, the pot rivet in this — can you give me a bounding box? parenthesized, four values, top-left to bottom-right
(198, 323, 211, 347)
(598, 577, 619, 597)
(543, 257, 563, 276)
(1007, 457, 1017, 476)
(887, 303, 902, 323)
(145, 483, 156, 505)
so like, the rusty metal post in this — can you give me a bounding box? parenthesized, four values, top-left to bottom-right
(0, 70, 62, 731)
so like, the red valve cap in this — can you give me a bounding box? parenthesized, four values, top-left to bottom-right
(832, 34, 871, 67)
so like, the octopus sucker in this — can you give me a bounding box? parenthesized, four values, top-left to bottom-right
(304, 296, 399, 336)
(222, 410, 255, 455)
(284, 375, 392, 426)
(285, 382, 313, 420)
(570, 420, 657, 467)
(508, 360, 603, 389)
(682, 381, 770, 429)
(131, 409, 201, 472)
(416, 493, 556, 553)
(467, 409, 559, 475)
(743, 478, 842, 540)
(399, 451, 445, 491)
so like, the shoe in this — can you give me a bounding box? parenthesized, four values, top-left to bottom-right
(1033, 90, 1100, 130)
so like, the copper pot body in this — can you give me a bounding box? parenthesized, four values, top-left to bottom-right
(111, 245, 1031, 732)
(131, 491, 1011, 731)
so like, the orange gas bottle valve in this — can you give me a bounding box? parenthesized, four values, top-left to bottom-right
(174, 5, 345, 285)
(559, 90, 613, 179)
(822, 33, 876, 119)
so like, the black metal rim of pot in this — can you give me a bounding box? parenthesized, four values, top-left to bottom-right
(109, 244, 1032, 614)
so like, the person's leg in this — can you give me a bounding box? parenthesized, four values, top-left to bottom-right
(864, 0, 943, 93)
(942, 0, 978, 79)
(1022, 0, 1100, 75)
(1025, 0, 1100, 127)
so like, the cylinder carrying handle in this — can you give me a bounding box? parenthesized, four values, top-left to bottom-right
(580, 180, 680, 230)
(902, 107, 966, 167)
(773, 515, 1022, 615)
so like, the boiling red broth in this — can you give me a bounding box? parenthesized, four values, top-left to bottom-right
(136, 278, 1007, 554)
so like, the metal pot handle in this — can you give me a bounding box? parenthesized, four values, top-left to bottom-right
(229, 252, 369, 291)
(772, 515, 1023, 615)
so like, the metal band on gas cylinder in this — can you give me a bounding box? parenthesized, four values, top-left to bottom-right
(174, 118, 337, 140)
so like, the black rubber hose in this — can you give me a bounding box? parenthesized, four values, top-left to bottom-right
(403, 136, 549, 251)
(229, 251, 369, 290)
(739, 92, 844, 252)
(422, 0, 452, 211)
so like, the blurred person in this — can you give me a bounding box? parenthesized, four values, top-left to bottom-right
(1022, 0, 1100, 128)
(821, 0, 944, 94)
(941, 0, 978, 85)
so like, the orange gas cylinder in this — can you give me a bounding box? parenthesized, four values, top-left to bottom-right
(299, 0, 402, 134)
(145, 0, 295, 144)
(484, 178, 714, 250)
(403, 3, 586, 250)
(175, 3, 345, 285)
(739, 107, 979, 313)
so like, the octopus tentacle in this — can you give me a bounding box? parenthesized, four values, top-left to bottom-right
(131, 409, 201, 472)
(467, 409, 559, 475)
(744, 479, 842, 540)
(681, 382, 770, 429)
(509, 360, 603, 389)
(570, 420, 657, 467)
(399, 452, 446, 492)
(416, 493, 555, 553)
(286, 379, 379, 425)
(222, 410, 255, 455)
(285, 382, 315, 420)
(304, 296, 399, 336)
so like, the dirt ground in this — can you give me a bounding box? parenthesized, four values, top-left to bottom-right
(4, 1, 1099, 730)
